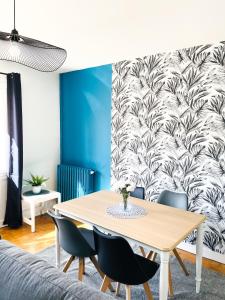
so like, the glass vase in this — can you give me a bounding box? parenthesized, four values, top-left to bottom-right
(122, 194, 129, 211)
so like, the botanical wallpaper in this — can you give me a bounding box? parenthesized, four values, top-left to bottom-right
(111, 42, 225, 254)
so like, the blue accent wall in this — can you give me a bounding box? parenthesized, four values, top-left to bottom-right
(60, 64, 112, 191)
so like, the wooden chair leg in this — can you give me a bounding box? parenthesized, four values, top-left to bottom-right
(143, 282, 153, 300)
(83, 257, 85, 274)
(168, 264, 174, 297)
(146, 250, 153, 260)
(151, 252, 157, 261)
(63, 255, 75, 273)
(140, 246, 146, 257)
(125, 285, 131, 300)
(146, 251, 157, 261)
(90, 256, 114, 292)
(90, 256, 104, 277)
(78, 257, 84, 281)
(173, 248, 189, 276)
(115, 282, 121, 296)
(100, 275, 111, 292)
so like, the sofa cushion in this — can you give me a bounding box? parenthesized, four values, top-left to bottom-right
(0, 240, 113, 300)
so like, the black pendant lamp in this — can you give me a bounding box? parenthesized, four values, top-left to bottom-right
(0, 0, 67, 72)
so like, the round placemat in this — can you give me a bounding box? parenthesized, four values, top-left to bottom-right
(23, 189, 50, 196)
(106, 203, 148, 219)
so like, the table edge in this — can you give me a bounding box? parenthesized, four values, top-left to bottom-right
(54, 205, 206, 252)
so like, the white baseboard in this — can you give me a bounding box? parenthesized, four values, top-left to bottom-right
(178, 241, 225, 264)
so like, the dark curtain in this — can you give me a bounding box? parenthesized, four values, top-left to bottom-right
(4, 73, 23, 228)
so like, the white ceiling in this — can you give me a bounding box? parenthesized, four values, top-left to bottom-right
(0, 0, 225, 72)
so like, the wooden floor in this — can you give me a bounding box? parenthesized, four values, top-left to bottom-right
(0, 214, 225, 275)
(0, 215, 55, 254)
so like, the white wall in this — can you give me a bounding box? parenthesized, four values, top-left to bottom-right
(0, 61, 60, 226)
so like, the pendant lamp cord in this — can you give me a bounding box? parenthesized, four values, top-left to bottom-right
(13, 0, 16, 29)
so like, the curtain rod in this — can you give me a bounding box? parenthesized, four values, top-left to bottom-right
(0, 72, 9, 75)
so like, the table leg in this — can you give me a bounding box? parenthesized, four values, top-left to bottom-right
(58, 193, 61, 204)
(196, 223, 204, 293)
(159, 251, 169, 300)
(30, 203, 35, 233)
(55, 208, 61, 268)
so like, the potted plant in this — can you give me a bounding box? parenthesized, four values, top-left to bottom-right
(24, 174, 48, 194)
(119, 183, 134, 210)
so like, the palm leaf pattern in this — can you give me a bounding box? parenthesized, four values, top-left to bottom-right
(111, 41, 225, 254)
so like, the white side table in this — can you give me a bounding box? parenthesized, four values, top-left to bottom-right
(22, 190, 61, 232)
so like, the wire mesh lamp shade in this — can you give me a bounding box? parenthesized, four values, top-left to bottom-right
(0, 31, 67, 72)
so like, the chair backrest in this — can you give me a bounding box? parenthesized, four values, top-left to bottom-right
(130, 187, 145, 200)
(158, 190, 188, 210)
(48, 210, 94, 257)
(93, 226, 148, 285)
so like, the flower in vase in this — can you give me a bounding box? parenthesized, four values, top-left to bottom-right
(118, 182, 135, 210)
(127, 184, 135, 192)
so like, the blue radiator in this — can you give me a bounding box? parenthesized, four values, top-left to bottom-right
(57, 164, 95, 201)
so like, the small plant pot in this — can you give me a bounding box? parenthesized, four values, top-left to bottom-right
(32, 186, 42, 194)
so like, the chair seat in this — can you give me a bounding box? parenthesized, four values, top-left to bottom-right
(79, 228, 96, 255)
(134, 254, 159, 282)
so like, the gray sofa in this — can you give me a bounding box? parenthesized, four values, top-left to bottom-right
(0, 240, 113, 300)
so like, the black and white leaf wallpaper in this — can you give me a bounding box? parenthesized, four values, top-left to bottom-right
(111, 42, 225, 254)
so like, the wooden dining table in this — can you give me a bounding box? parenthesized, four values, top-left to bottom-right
(54, 190, 206, 300)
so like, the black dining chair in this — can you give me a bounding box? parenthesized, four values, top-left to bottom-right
(130, 186, 145, 200)
(158, 190, 188, 210)
(145, 190, 189, 296)
(93, 226, 159, 300)
(47, 210, 104, 282)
